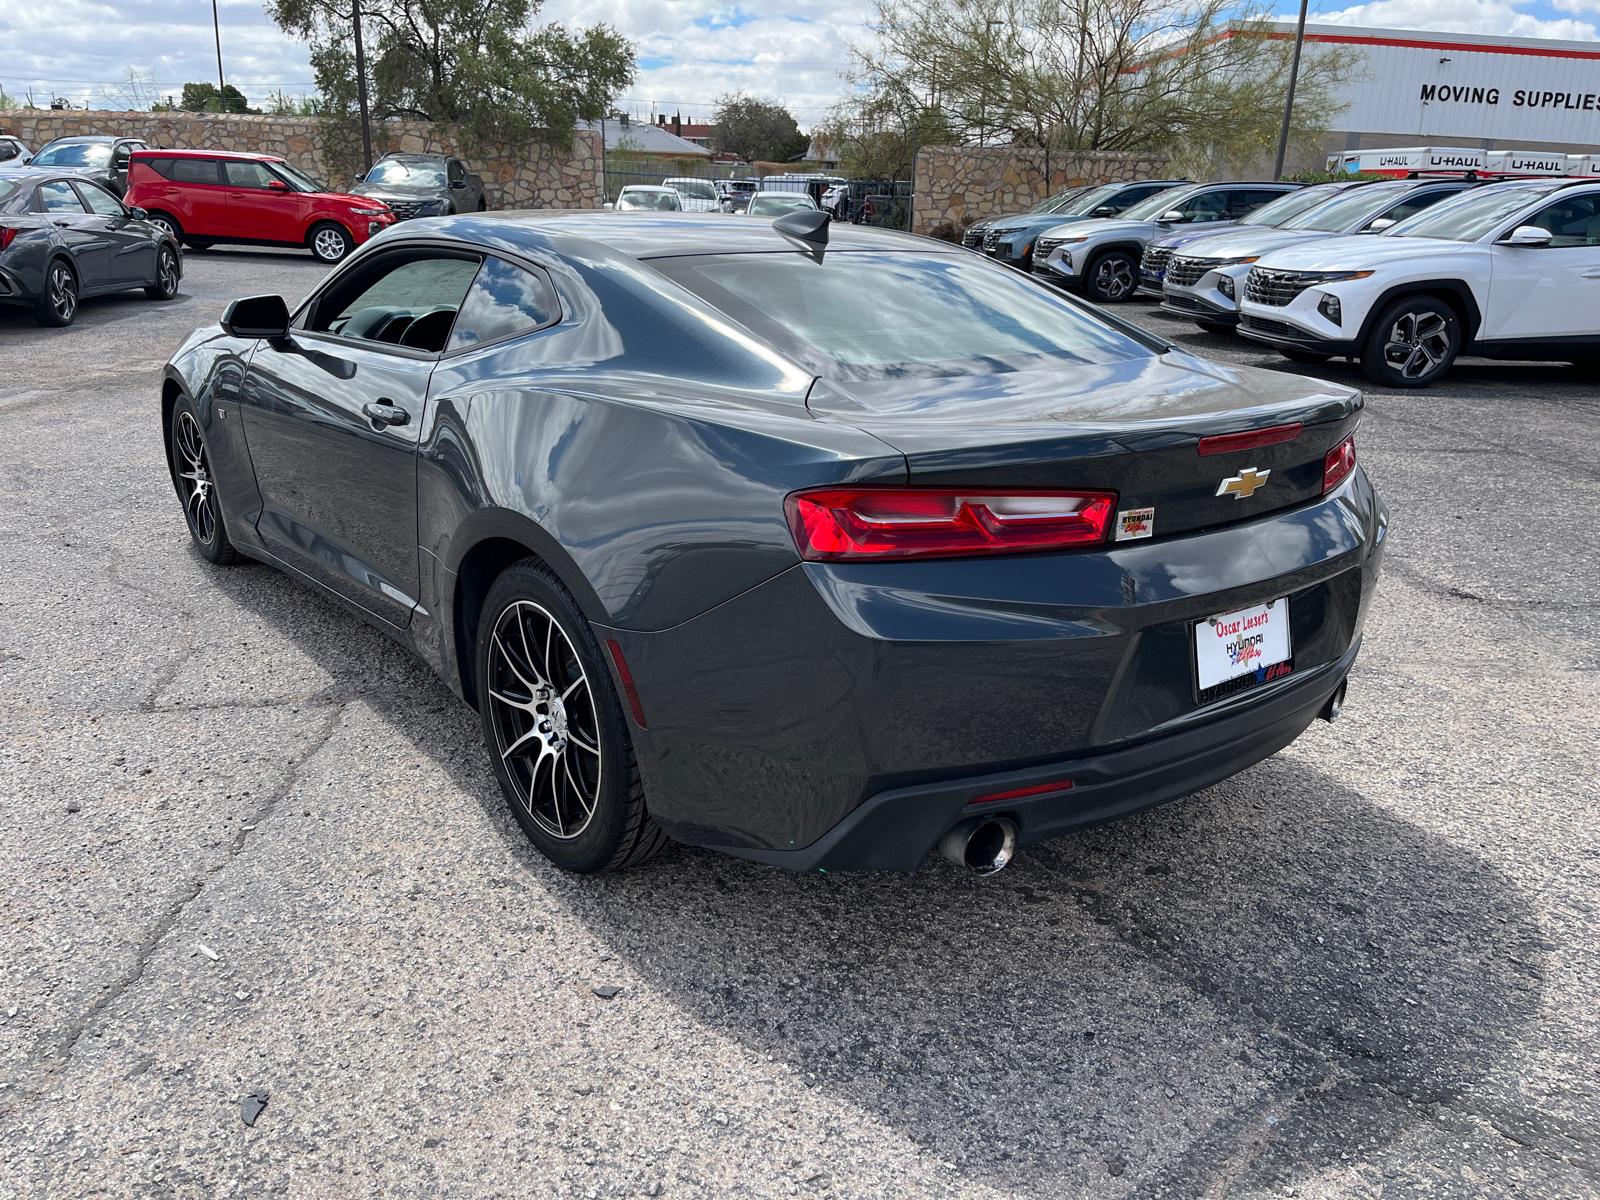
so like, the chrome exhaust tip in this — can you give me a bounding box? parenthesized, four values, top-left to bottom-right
(939, 818, 1019, 876)
(1319, 680, 1348, 723)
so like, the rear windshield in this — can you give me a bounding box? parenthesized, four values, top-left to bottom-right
(654, 251, 1150, 381)
(667, 179, 716, 201)
(1386, 183, 1563, 241)
(33, 143, 112, 168)
(1240, 185, 1349, 227)
(748, 194, 816, 215)
(1282, 183, 1413, 231)
(618, 190, 681, 211)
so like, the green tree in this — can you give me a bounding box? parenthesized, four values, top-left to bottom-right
(267, 0, 634, 149)
(843, 0, 1363, 175)
(180, 82, 258, 114)
(711, 93, 802, 163)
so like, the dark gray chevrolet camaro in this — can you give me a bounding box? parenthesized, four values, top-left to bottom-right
(160, 211, 1386, 875)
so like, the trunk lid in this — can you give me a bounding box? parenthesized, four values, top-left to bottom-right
(807, 351, 1361, 539)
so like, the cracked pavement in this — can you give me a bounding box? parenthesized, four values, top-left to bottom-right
(1, 249, 1597, 1200)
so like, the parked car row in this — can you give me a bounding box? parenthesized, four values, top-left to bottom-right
(610, 181, 819, 218)
(972, 170, 1600, 387)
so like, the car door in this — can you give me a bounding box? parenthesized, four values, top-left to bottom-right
(1483, 192, 1600, 342)
(223, 159, 303, 243)
(236, 246, 484, 626)
(73, 180, 154, 285)
(32, 179, 116, 290)
(161, 157, 230, 236)
(446, 158, 469, 211)
(108, 141, 143, 196)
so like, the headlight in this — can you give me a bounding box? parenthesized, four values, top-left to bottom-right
(1218, 255, 1259, 266)
(1313, 270, 1374, 283)
(350, 206, 390, 216)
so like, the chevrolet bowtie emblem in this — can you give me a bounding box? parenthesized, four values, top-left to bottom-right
(1216, 467, 1271, 500)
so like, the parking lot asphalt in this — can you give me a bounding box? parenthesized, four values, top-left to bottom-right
(2, 246, 1598, 1200)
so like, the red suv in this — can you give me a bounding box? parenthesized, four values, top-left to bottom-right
(124, 149, 395, 263)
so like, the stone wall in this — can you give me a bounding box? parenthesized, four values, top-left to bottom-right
(0, 111, 602, 210)
(914, 146, 1171, 234)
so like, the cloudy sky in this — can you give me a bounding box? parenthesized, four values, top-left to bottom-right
(2, 0, 1596, 128)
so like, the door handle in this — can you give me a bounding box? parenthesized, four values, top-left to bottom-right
(53, 219, 71, 227)
(362, 401, 410, 427)
(1583, 268, 1600, 279)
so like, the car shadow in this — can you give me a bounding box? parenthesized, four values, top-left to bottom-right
(195, 549, 1552, 1197)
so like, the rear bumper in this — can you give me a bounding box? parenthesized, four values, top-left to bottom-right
(711, 636, 1359, 872)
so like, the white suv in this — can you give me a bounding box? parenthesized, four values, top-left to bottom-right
(1238, 179, 1600, 387)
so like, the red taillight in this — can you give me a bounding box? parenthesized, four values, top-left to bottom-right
(785, 487, 1118, 562)
(0, 228, 16, 252)
(1197, 423, 1302, 456)
(1323, 433, 1357, 494)
(970, 780, 1074, 805)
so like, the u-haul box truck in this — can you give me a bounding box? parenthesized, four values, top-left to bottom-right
(1484, 150, 1568, 176)
(1327, 146, 1488, 177)
(1569, 155, 1600, 178)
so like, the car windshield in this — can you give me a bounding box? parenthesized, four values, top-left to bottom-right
(365, 160, 446, 188)
(1240, 186, 1346, 227)
(1120, 185, 1203, 221)
(272, 161, 325, 192)
(618, 190, 681, 210)
(668, 179, 717, 201)
(748, 195, 816, 215)
(1029, 188, 1085, 214)
(1386, 183, 1564, 241)
(1282, 183, 1413, 231)
(1053, 183, 1122, 217)
(657, 251, 1150, 382)
(33, 143, 113, 168)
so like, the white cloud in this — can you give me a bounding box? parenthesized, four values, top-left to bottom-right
(1312, 0, 1599, 39)
(0, 0, 877, 129)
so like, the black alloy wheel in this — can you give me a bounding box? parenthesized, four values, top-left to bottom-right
(308, 221, 354, 263)
(146, 211, 182, 243)
(146, 245, 180, 301)
(1084, 251, 1139, 303)
(34, 260, 78, 327)
(1361, 296, 1460, 388)
(170, 402, 238, 564)
(476, 560, 666, 874)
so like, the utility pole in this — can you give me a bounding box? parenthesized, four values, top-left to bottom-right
(211, 0, 227, 112)
(352, 0, 373, 172)
(1272, 0, 1310, 181)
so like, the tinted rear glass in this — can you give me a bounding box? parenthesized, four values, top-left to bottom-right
(34, 143, 113, 168)
(655, 251, 1150, 381)
(1282, 183, 1413, 231)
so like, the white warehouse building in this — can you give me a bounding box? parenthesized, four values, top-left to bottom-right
(1245, 23, 1600, 174)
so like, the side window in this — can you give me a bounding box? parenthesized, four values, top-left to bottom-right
(448, 160, 464, 183)
(1229, 189, 1283, 217)
(170, 158, 222, 185)
(75, 182, 126, 216)
(1523, 195, 1600, 246)
(1110, 185, 1161, 211)
(225, 160, 279, 189)
(1177, 191, 1230, 222)
(0, 140, 18, 163)
(447, 257, 561, 352)
(1380, 189, 1458, 225)
(35, 181, 88, 214)
(312, 253, 483, 353)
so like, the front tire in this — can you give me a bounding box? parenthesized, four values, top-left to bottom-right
(1361, 296, 1460, 388)
(34, 260, 78, 327)
(170, 401, 238, 564)
(145, 244, 180, 300)
(476, 560, 666, 874)
(1083, 251, 1139, 303)
(308, 221, 354, 263)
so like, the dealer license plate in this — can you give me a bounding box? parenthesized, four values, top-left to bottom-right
(1194, 598, 1291, 695)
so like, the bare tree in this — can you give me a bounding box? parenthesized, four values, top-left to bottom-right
(844, 0, 1363, 175)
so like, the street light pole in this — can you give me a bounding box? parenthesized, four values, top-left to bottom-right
(352, 0, 373, 172)
(1272, 0, 1310, 181)
(211, 0, 227, 112)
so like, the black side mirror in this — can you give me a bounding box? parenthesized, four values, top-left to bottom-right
(450, 179, 466, 189)
(354, 172, 367, 182)
(128, 206, 148, 220)
(220, 295, 290, 339)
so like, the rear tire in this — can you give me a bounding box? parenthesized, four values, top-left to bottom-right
(308, 221, 354, 263)
(145, 211, 182, 243)
(145, 245, 180, 300)
(476, 560, 667, 874)
(1361, 295, 1460, 388)
(1083, 250, 1139, 303)
(34, 260, 78, 327)
(170, 399, 238, 564)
